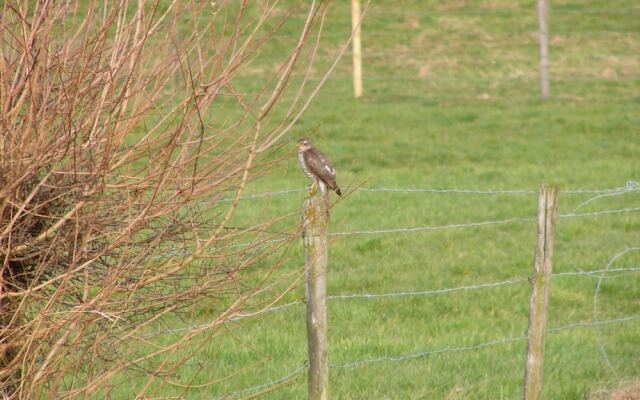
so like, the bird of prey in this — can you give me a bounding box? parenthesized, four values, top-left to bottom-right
(297, 138, 342, 196)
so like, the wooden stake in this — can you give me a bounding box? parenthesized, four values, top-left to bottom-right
(537, 0, 550, 98)
(351, 0, 363, 98)
(303, 191, 329, 400)
(523, 184, 559, 400)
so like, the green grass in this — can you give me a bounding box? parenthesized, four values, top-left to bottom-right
(115, 1, 639, 398)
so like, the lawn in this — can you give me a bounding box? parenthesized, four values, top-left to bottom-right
(115, 1, 639, 398)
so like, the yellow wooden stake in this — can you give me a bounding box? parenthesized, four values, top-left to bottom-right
(351, 0, 363, 98)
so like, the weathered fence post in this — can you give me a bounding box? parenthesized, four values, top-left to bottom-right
(523, 184, 559, 400)
(351, 0, 363, 98)
(303, 190, 329, 400)
(537, 0, 550, 98)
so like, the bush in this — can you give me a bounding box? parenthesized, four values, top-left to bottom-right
(0, 1, 329, 397)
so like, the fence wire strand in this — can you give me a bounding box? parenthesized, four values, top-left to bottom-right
(330, 217, 535, 236)
(548, 315, 640, 333)
(214, 182, 640, 202)
(140, 300, 305, 338)
(213, 362, 308, 400)
(329, 314, 640, 370)
(354, 187, 538, 194)
(328, 277, 529, 300)
(283, 7, 640, 20)
(328, 206, 640, 237)
(329, 336, 526, 369)
(559, 207, 640, 219)
(556, 266, 640, 278)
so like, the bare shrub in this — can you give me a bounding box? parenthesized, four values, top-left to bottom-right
(0, 0, 333, 397)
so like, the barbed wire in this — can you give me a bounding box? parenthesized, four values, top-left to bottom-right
(360, 185, 629, 194)
(555, 266, 640, 278)
(329, 314, 640, 370)
(213, 182, 640, 203)
(324, 75, 640, 83)
(229, 300, 305, 322)
(283, 7, 640, 20)
(329, 217, 534, 236)
(320, 267, 640, 305)
(565, 181, 640, 193)
(263, 45, 640, 63)
(355, 187, 538, 194)
(548, 314, 640, 333)
(330, 335, 526, 369)
(328, 206, 640, 237)
(139, 299, 305, 339)
(558, 206, 640, 219)
(569, 182, 640, 214)
(292, 89, 639, 104)
(213, 361, 308, 400)
(327, 277, 529, 300)
(121, 181, 640, 202)
(275, 26, 637, 42)
(216, 189, 305, 203)
(247, 74, 639, 99)
(327, 266, 640, 301)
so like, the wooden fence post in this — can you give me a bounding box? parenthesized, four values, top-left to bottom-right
(303, 192, 329, 400)
(523, 184, 559, 400)
(537, 0, 550, 98)
(351, 0, 363, 98)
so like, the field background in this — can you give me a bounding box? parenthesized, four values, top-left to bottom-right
(124, 1, 639, 398)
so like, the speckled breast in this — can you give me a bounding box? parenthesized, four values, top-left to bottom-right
(298, 151, 315, 180)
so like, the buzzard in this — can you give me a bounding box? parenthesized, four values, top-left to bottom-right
(297, 138, 342, 196)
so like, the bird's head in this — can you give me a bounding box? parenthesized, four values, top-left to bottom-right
(297, 138, 312, 151)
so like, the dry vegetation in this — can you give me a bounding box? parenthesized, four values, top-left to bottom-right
(0, 0, 332, 397)
(592, 382, 640, 400)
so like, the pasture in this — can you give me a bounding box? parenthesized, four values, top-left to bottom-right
(84, 0, 640, 398)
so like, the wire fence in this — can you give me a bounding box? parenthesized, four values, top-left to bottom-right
(260, 0, 640, 107)
(201, 2, 639, 395)
(214, 314, 640, 399)
(143, 183, 639, 397)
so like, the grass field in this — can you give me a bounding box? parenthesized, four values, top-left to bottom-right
(116, 1, 639, 398)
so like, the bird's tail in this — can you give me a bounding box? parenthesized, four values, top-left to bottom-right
(335, 187, 342, 196)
